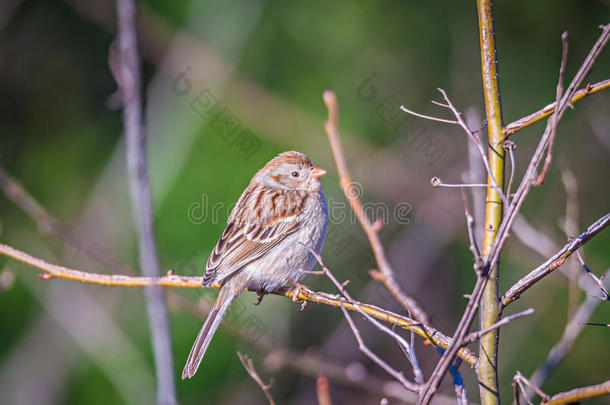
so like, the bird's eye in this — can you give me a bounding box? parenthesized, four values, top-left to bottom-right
(291, 171, 300, 178)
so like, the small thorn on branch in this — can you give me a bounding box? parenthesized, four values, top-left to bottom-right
(38, 273, 53, 280)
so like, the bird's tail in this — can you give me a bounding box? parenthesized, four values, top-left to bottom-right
(181, 286, 237, 379)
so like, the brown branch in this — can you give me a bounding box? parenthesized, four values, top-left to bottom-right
(514, 371, 550, 403)
(501, 213, 610, 306)
(418, 274, 488, 405)
(542, 380, 610, 405)
(316, 374, 333, 405)
(532, 32, 569, 186)
(237, 352, 276, 405)
(504, 78, 610, 136)
(0, 241, 479, 367)
(323, 89, 431, 325)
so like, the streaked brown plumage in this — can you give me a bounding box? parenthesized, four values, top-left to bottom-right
(182, 151, 328, 379)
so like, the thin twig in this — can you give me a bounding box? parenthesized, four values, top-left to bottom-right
(399, 105, 460, 125)
(338, 302, 418, 393)
(237, 352, 276, 405)
(460, 189, 483, 267)
(309, 247, 422, 391)
(503, 140, 516, 200)
(0, 241, 478, 366)
(532, 32, 569, 186)
(323, 89, 431, 324)
(113, 0, 176, 402)
(559, 164, 581, 317)
(501, 213, 610, 306)
(464, 308, 534, 344)
(514, 372, 549, 402)
(431, 177, 491, 189)
(504, 78, 610, 136)
(542, 380, 610, 405)
(573, 250, 609, 300)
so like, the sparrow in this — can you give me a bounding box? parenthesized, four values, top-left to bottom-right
(182, 151, 328, 379)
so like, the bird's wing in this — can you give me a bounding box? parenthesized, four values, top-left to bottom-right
(201, 191, 308, 286)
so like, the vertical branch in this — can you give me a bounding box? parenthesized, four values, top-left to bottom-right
(475, 1, 505, 404)
(114, 0, 177, 403)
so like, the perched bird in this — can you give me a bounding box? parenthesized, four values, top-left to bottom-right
(182, 151, 329, 379)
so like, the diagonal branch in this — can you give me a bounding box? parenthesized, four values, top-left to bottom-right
(504, 78, 610, 136)
(237, 352, 276, 405)
(501, 213, 610, 306)
(323, 90, 431, 324)
(541, 380, 610, 405)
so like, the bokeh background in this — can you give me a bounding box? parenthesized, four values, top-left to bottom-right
(1, 0, 609, 404)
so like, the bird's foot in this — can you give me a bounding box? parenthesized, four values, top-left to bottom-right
(292, 282, 307, 311)
(255, 288, 267, 305)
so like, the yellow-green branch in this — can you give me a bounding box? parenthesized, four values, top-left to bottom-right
(0, 241, 478, 367)
(504, 79, 610, 136)
(476, 1, 505, 404)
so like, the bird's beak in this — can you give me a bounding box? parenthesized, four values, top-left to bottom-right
(311, 167, 327, 178)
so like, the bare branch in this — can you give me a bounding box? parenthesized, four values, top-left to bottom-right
(0, 241, 478, 366)
(504, 78, 610, 136)
(237, 352, 276, 405)
(399, 105, 460, 124)
(113, 0, 176, 402)
(501, 213, 610, 307)
(532, 32, 569, 186)
(309, 247, 422, 391)
(324, 89, 431, 324)
(503, 140, 516, 200)
(431, 177, 491, 189)
(542, 380, 610, 405)
(573, 250, 609, 300)
(460, 189, 482, 266)
(514, 372, 549, 403)
(338, 302, 419, 393)
(464, 308, 534, 344)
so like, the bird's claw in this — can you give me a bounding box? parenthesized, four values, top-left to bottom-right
(255, 288, 267, 305)
(292, 283, 307, 311)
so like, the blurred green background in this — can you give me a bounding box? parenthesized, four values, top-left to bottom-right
(1, 0, 609, 404)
